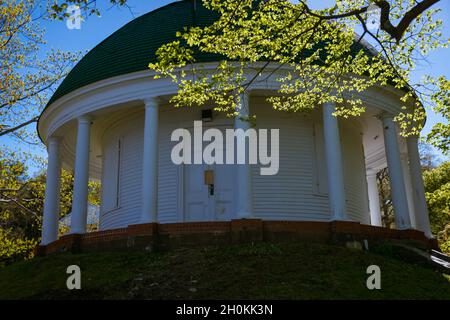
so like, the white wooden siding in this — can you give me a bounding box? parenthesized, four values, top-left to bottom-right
(100, 136, 121, 213)
(251, 106, 330, 221)
(100, 113, 144, 229)
(99, 103, 370, 230)
(157, 111, 181, 223)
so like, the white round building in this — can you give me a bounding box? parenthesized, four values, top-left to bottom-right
(37, 0, 434, 253)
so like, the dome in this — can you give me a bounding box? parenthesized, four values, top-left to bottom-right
(47, 0, 219, 106)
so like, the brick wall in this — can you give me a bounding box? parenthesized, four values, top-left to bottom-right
(35, 220, 438, 256)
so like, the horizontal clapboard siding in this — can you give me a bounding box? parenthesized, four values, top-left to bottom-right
(157, 111, 180, 223)
(100, 114, 144, 230)
(100, 110, 180, 230)
(99, 103, 370, 230)
(252, 106, 330, 221)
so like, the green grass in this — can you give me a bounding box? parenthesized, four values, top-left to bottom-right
(0, 242, 449, 299)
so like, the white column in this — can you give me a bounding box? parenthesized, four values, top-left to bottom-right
(407, 136, 432, 237)
(235, 93, 253, 218)
(322, 102, 347, 220)
(366, 169, 382, 227)
(382, 115, 411, 230)
(140, 98, 159, 223)
(71, 116, 92, 234)
(400, 152, 417, 228)
(41, 137, 61, 245)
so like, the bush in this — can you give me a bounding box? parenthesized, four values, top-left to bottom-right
(0, 229, 37, 268)
(438, 224, 450, 254)
(423, 162, 450, 239)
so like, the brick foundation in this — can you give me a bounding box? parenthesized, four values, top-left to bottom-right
(35, 220, 439, 256)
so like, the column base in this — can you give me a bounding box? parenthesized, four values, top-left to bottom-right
(396, 225, 413, 231)
(40, 238, 57, 246)
(236, 212, 254, 219)
(139, 218, 157, 225)
(329, 217, 353, 223)
(70, 228, 86, 235)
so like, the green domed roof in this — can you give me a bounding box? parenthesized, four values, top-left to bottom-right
(47, 0, 219, 106)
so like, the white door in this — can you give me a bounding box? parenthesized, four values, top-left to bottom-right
(184, 162, 212, 221)
(183, 127, 235, 221)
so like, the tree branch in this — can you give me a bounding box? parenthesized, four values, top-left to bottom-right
(297, 0, 440, 43)
(375, 0, 440, 42)
(0, 116, 38, 137)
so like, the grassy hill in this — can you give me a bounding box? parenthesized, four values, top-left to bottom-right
(0, 241, 449, 300)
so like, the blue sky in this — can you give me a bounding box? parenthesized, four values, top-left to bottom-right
(4, 0, 450, 173)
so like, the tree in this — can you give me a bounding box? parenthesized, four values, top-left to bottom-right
(419, 141, 439, 170)
(0, 153, 68, 265)
(377, 168, 395, 228)
(0, 151, 100, 265)
(49, 0, 130, 18)
(423, 161, 450, 252)
(0, 156, 73, 239)
(0, 0, 79, 141)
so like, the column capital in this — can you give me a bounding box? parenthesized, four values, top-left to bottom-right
(237, 92, 250, 114)
(143, 97, 159, 108)
(322, 101, 338, 117)
(406, 135, 420, 143)
(322, 101, 336, 107)
(376, 112, 394, 121)
(239, 91, 249, 100)
(366, 168, 378, 177)
(379, 112, 395, 121)
(78, 115, 92, 124)
(47, 136, 61, 146)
